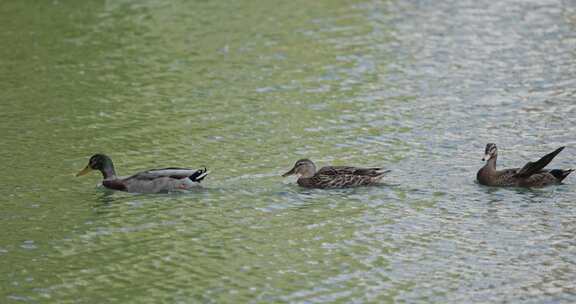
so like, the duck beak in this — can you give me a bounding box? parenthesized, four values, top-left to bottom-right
(282, 167, 296, 177)
(76, 165, 93, 177)
(482, 154, 491, 161)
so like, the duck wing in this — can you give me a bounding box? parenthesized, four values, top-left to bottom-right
(304, 173, 382, 189)
(519, 171, 565, 187)
(514, 147, 565, 178)
(129, 167, 208, 182)
(317, 166, 389, 177)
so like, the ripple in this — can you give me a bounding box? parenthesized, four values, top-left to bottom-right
(2, 0, 576, 303)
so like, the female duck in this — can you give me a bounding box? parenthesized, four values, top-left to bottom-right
(76, 154, 208, 193)
(282, 159, 389, 189)
(477, 143, 573, 187)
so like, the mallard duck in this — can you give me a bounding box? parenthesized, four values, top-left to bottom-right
(282, 159, 389, 189)
(76, 154, 208, 193)
(477, 143, 573, 187)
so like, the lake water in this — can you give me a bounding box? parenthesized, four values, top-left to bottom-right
(1, 0, 576, 303)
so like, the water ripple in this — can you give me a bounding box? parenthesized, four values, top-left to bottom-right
(2, 0, 576, 303)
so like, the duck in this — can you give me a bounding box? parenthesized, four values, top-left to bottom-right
(282, 159, 389, 189)
(76, 154, 208, 193)
(476, 143, 573, 187)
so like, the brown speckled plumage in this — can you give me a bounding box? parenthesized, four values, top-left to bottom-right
(282, 159, 389, 189)
(476, 144, 573, 187)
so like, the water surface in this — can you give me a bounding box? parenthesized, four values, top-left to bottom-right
(1, 0, 576, 303)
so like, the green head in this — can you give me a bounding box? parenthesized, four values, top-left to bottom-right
(76, 154, 116, 179)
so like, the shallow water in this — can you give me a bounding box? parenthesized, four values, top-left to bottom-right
(1, 0, 576, 302)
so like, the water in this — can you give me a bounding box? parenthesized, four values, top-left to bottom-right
(1, 0, 576, 302)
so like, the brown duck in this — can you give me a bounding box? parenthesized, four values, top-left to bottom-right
(477, 143, 573, 187)
(282, 159, 389, 189)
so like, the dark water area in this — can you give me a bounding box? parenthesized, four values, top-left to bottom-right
(1, 0, 576, 302)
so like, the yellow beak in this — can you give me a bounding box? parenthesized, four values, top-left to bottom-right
(282, 167, 296, 177)
(76, 165, 93, 177)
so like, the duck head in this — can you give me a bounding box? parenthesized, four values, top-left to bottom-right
(482, 143, 498, 161)
(76, 154, 116, 179)
(282, 159, 317, 178)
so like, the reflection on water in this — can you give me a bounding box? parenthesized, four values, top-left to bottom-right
(1, 0, 576, 302)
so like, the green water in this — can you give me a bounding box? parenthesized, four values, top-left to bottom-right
(2, 0, 576, 303)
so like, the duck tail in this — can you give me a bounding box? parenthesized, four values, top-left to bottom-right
(189, 168, 209, 182)
(549, 168, 574, 182)
(564, 168, 575, 179)
(375, 169, 391, 179)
